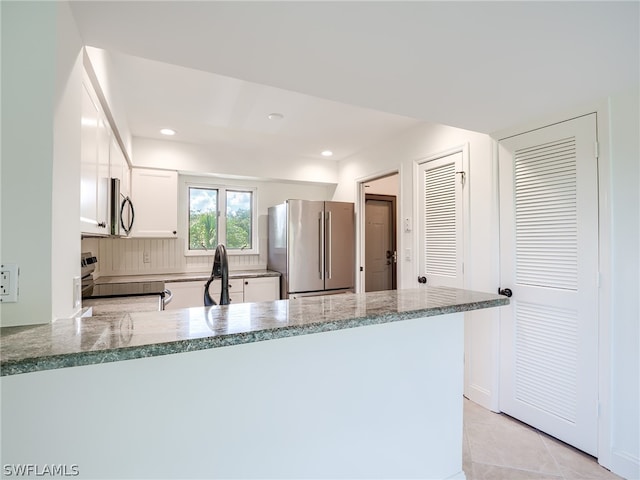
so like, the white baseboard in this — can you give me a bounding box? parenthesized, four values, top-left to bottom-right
(609, 448, 640, 480)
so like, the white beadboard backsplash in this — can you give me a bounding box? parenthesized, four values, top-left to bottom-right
(82, 237, 266, 277)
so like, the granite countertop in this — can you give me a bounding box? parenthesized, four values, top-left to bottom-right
(0, 287, 508, 377)
(95, 269, 280, 285)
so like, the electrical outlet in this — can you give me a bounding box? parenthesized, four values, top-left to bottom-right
(143, 251, 151, 263)
(0, 263, 19, 303)
(0, 271, 9, 295)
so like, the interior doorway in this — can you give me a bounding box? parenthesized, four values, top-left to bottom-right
(365, 194, 397, 291)
(360, 173, 399, 292)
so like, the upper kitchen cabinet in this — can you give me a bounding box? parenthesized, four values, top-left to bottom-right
(109, 135, 130, 200)
(80, 74, 111, 235)
(130, 168, 178, 238)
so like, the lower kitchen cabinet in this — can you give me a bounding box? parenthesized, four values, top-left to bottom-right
(165, 278, 244, 310)
(243, 277, 280, 303)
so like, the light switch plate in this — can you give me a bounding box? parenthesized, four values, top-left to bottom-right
(73, 276, 82, 308)
(0, 263, 19, 302)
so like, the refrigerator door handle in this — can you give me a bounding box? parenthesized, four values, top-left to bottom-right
(326, 211, 332, 279)
(319, 212, 325, 280)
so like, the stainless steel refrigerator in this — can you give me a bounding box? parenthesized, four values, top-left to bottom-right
(268, 200, 355, 298)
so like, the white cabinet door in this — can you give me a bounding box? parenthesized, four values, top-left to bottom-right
(131, 168, 178, 238)
(165, 279, 244, 310)
(109, 136, 133, 235)
(243, 277, 280, 303)
(80, 82, 99, 234)
(80, 78, 110, 235)
(206, 278, 244, 305)
(164, 281, 203, 310)
(97, 110, 111, 232)
(109, 136, 130, 198)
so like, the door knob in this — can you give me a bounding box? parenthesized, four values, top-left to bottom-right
(498, 288, 513, 297)
(418, 276, 427, 284)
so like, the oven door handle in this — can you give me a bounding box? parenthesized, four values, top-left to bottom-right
(161, 289, 173, 310)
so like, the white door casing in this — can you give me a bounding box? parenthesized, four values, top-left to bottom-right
(416, 150, 464, 288)
(498, 114, 599, 456)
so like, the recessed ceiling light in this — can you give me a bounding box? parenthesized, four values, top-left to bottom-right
(267, 113, 284, 120)
(160, 128, 176, 136)
(321, 150, 333, 157)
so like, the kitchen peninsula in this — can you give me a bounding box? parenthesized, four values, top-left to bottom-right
(1, 287, 507, 479)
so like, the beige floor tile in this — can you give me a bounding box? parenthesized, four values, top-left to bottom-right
(541, 434, 623, 480)
(465, 416, 562, 476)
(462, 399, 622, 480)
(464, 399, 513, 427)
(463, 431, 473, 478)
(470, 462, 563, 480)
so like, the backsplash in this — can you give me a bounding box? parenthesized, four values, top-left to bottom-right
(82, 237, 265, 277)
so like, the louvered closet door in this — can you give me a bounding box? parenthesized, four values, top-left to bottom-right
(498, 114, 599, 455)
(418, 151, 463, 288)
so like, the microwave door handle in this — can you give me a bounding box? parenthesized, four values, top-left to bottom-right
(120, 197, 129, 234)
(121, 197, 135, 235)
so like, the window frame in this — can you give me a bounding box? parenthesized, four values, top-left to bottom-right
(184, 181, 258, 256)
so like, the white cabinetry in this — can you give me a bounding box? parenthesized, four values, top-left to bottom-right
(109, 135, 130, 199)
(164, 276, 279, 310)
(131, 168, 178, 238)
(80, 76, 111, 235)
(164, 279, 244, 310)
(109, 135, 133, 235)
(243, 277, 280, 303)
(164, 281, 202, 310)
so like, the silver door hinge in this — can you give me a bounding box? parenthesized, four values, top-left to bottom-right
(455, 171, 466, 186)
(594, 141, 599, 159)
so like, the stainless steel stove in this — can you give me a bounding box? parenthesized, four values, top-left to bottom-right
(81, 252, 172, 310)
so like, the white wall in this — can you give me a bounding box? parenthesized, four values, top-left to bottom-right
(88, 172, 335, 277)
(335, 121, 499, 409)
(608, 85, 639, 480)
(364, 173, 399, 196)
(133, 137, 339, 185)
(52, 2, 84, 322)
(1, 2, 82, 326)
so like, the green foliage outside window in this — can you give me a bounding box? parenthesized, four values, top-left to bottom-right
(189, 187, 218, 250)
(226, 209, 251, 249)
(189, 211, 217, 250)
(188, 187, 253, 251)
(226, 190, 252, 249)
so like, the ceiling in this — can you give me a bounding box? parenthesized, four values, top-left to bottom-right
(69, 1, 639, 163)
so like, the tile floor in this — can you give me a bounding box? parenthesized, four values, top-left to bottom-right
(463, 398, 623, 480)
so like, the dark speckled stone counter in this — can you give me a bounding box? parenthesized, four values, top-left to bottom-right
(1, 287, 508, 376)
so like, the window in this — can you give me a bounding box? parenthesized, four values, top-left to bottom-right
(186, 183, 257, 255)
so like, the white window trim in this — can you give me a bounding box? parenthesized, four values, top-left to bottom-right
(183, 180, 258, 256)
